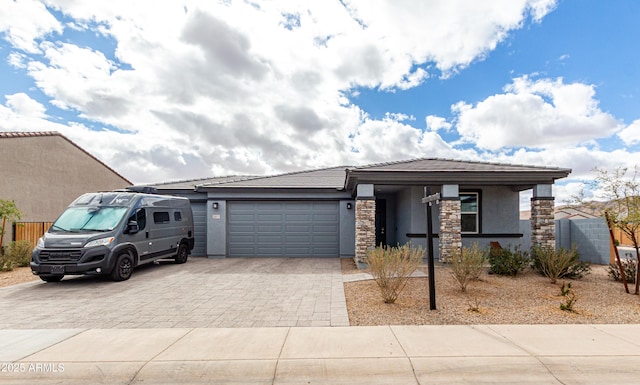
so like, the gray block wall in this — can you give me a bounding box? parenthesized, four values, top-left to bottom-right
(519, 218, 610, 265)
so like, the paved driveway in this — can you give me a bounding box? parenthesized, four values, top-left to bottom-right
(0, 257, 349, 328)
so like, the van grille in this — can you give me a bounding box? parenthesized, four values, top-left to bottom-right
(39, 249, 82, 262)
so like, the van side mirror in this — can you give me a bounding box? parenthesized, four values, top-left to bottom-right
(126, 221, 139, 234)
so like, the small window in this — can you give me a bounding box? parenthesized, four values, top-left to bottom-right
(460, 193, 479, 233)
(128, 208, 146, 230)
(174, 211, 182, 222)
(153, 211, 170, 224)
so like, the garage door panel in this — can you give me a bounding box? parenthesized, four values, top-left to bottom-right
(313, 224, 338, 232)
(285, 224, 311, 232)
(257, 224, 283, 232)
(229, 235, 255, 243)
(228, 201, 339, 258)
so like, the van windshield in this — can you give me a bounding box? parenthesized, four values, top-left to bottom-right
(51, 206, 128, 232)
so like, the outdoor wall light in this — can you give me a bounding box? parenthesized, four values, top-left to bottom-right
(347, 203, 352, 209)
(212, 202, 219, 209)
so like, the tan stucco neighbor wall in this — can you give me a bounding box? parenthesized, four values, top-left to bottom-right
(0, 132, 131, 246)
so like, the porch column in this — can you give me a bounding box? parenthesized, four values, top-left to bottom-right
(531, 184, 555, 249)
(439, 184, 461, 263)
(354, 184, 375, 267)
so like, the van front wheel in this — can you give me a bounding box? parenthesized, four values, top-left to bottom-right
(174, 243, 189, 264)
(111, 252, 133, 281)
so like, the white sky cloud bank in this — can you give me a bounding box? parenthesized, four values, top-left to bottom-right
(2, 0, 634, 207)
(453, 76, 620, 150)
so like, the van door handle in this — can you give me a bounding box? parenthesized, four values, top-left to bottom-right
(145, 232, 149, 239)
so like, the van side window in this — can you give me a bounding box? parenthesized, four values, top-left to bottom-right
(153, 211, 170, 224)
(129, 208, 146, 230)
(174, 211, 182, 222)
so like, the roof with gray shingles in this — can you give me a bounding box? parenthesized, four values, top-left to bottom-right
(143, 158, 571, 191)
(352, 158, 571, 173)
(197, 166, 349, 190)
(151, 176, 256, 190)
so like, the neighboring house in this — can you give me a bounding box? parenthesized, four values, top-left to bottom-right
(151, 158, 571, 265)
(0, 131, 131, 246)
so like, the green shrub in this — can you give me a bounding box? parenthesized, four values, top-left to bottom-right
(366, 244, 424, 304)
(488, 244, 529, 276)
(559, 282, 577, 312)
(608, 259, 637, 284)
(0, 253, 16, 272)
(0, 240, 33, 271)
(531, 246, 591, 283)
(7, 240, 33, 267)
(450, 243, 487, 292)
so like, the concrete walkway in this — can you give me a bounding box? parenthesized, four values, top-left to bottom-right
(1, 324, 639, 384)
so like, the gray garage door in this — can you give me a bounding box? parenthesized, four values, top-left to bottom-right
(228, 201, 339, 257)
(191, 202, 207, 256)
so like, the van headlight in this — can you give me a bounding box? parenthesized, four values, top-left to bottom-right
(36, 237, 44, 249)
(84, 237, 115, 248)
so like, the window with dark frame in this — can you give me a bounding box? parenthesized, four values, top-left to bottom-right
(153, 211, 170, 224)
(460, 192, 479, 233)
(174, 211, 182, 222)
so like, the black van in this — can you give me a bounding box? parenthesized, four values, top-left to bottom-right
(31, 190, 194, 282)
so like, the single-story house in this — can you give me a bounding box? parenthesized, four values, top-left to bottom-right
(150, 158, 571, 265)
(0, 131, 131, 246)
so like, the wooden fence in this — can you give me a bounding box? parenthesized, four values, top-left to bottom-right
(13, 222, 53, 248)
(613, 227, 640, 247)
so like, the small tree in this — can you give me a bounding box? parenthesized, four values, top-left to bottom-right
(0, 199, 22, 252)
(591, 166, 640, 294)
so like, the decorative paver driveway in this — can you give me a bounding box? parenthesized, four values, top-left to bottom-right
(0, 257, 349, 328)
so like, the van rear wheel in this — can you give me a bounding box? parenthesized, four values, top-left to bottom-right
(40, 275, 63, 282)
(174, 243, 189, 264)
(111, 252, 133, 281)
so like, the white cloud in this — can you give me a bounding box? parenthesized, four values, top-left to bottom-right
(5, 93, 46, 119)
(617, 119, 640, 145)
(0, 0, 566, 184)
(426, 115, 452, 132)
(0, 0, 62, 53)
(454, 76, 620, 150)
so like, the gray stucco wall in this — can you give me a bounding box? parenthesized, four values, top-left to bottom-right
(207, 199, 227, 257)
(392, 185, 521, 258)
(339, 200, 355, 257)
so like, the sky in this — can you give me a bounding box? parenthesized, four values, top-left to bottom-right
(1, 0, 639, 207)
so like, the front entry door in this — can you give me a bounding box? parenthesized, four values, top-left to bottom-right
(375, 199, 387, 247)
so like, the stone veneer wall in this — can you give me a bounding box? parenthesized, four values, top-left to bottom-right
(531, 197, 555, 248)
(439, 199, 462, 262)
(355, 199, 376, 265)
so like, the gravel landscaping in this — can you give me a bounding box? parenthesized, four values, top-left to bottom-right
(342, 259, 640, 325)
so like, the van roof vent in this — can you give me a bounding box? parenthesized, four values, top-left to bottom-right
(124, 186, 158, 194)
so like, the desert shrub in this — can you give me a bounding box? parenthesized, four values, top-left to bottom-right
(366, 244, 424, 304)
(7, 240, 33, 267)
(0, 253, 16, 271)
(608, 259, 637, 284)
(450, 243, 487, 292)
(559, 282, 577, 312)
(488, 244, 529, 276)
(0, 241, 32, 271)
(531, 246, 591, 283)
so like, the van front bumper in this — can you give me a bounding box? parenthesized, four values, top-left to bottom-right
(31, 246, 113, 276)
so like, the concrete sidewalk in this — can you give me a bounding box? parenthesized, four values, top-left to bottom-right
(1, 324, 640, 384)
